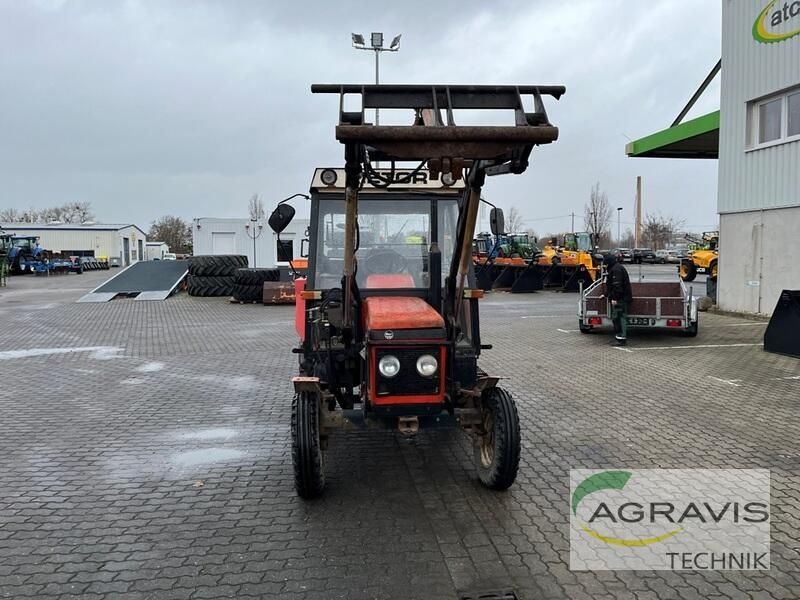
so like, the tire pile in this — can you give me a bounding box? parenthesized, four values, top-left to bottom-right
(232, 268, 280, 303)
(187, 255, 248, 297)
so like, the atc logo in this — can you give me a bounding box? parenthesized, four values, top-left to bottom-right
(570, 469, 771, 570)
(753, 0, 800, 43)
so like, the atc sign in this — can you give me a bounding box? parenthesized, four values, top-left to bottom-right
(753, 0, 800, 43)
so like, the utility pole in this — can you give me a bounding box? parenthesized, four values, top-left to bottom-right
(245, 218, 264, 268)
(352, 32, 402, 129)
(617, 207, 623, 245)
(635, 176, 642, 248)
(571, 212, 575, 233)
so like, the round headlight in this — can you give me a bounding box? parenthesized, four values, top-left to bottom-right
(378, 355, 401, 378)
(416, 354, 438, 377)
(320, 169, 338, 186)
(441, 172, 455, 186)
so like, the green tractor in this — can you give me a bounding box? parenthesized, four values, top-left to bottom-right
(497, 233, 537, 259)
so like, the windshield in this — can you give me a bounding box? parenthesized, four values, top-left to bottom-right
(314, 197, 458, 289)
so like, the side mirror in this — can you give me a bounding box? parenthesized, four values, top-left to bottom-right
(268, 204, 295, 234)
(490, 208, 505, 236)
(300, 239, 309, 258)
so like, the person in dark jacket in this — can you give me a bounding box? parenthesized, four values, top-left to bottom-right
(604, 254, 633, 345)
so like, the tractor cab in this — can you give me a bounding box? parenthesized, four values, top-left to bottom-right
(271, 83, 565, 498)
(7, 236, 44, 273)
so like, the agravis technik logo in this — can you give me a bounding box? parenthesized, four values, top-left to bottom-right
(570, 469, 771, 570)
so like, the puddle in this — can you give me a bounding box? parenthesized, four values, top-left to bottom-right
(0, 346, 123, 361)
(121, 378, 144, 385)
(136, 361, 165, 373)
(180, 428, 237, 440)
(171, 448, 245, 468)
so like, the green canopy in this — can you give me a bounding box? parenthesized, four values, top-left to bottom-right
(626, 111, 719, 159)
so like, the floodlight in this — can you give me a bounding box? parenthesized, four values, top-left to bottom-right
(371, 32, 383, 48)
(352, 33, 365, 46)
(390, 34, 401, 49)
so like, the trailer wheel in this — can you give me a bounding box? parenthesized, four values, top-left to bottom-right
(679, 260, 697, 282)
(682, 320, 699, 337)
(579, 321, 592, 334)
(475, 387, 520, 491)
(291, 392, 325, 499)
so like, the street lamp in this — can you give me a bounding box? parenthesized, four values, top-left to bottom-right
(351, 31, 401, 127)
(617, 207, 623, 245)
(245, 218, 264, 268)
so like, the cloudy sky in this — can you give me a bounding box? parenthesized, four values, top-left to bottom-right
(0, 0, 721, 235)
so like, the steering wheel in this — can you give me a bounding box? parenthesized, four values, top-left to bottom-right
(363, 250, 408, 274)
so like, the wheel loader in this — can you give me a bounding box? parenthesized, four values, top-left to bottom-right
(269, 83, 564, 498)
(680, 231, 718, 282)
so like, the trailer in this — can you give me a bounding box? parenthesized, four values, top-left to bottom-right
(578, 276, 698, 336)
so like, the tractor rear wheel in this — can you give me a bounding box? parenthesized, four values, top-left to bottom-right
(475, 387, 520, 490)
(679, 260, 697, 282)
(291, 392, 325, 499)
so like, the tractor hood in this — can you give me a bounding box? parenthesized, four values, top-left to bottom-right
(362, 297, 445, 341)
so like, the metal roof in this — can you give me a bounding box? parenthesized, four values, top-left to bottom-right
(625, 111, 719, 159)
(1, 222, 147, 236)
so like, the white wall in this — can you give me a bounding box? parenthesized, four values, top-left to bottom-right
(719, 206, 800, 315)
(192, 218, 309, 268)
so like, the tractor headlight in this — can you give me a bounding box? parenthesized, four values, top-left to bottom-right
(416, 354, 438, 377)
(378, 355, 401, 378)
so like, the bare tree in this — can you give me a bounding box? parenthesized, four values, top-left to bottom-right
(505, 207, 523, 233)
(148, 216, 193, 254)
(0, 208, 20, 222)
(248, 194, 265, 221)
(642, 213, 685, 250)
(584, 182, 612, 243)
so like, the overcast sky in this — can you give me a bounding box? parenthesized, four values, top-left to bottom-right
(0, 0, 722, 235)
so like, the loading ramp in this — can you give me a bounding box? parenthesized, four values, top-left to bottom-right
(78, 260, 187, 303)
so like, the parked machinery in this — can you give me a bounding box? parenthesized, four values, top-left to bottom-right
(0, 231, 9, 286)
(680, 231, 718, 281)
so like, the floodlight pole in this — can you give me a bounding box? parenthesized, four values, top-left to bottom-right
(245, 218, 264, 268)
(352, 32, 401, 129)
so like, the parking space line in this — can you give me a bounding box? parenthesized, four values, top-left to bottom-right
(621, 343, 763, 352)
(721, 322, 768, 327)
(557, 328, 580, 333)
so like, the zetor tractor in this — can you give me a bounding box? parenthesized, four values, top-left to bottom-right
(270, 83, 564, 498)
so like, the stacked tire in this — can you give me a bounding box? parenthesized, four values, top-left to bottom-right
(232, 268, 280, 303)
(187, 255, 248, 297)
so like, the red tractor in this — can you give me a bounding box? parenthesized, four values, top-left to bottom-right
(270, 84, 564, 498)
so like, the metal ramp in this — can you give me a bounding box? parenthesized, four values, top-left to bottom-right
(78, 260, 187, 303)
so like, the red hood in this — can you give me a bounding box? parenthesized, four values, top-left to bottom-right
(362, 297, 444, 331)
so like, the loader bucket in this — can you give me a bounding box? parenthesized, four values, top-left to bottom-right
(510, 263, 545, 293)
(475, 266, 494, 291)
(764, 290, 800, 359)
(492, 266, 518, 289)
(563, 267, 594, 293)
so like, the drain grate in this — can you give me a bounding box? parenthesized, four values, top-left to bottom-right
(459, 590, 519, 600)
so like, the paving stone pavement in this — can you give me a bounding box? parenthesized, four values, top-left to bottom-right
(0, 270, 798, 600)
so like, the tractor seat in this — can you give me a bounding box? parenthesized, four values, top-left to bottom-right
(365, 274, 415, 289)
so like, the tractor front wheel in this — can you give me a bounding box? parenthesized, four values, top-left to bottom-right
(679, 260, 697, 282)
(291, 392, 325, 499)
(475, 387, 521, 490)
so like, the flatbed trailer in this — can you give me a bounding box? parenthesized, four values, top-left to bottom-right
(578, 276, 698, 336)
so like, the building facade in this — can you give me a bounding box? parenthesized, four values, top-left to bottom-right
(718, 0, 800, 315)
(192, 217, 309, 268)
(0, 223, 147, 266)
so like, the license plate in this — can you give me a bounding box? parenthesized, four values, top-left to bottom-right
(627, 317, 650, 326)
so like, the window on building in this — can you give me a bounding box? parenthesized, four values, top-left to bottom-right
(758, 99, 782, 143)
(788, 91, 800, 138)
(277, 239, 293, 262)
(748, 86, 800, 149)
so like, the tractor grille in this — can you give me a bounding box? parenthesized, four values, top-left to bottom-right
(376, 347, 440, 397)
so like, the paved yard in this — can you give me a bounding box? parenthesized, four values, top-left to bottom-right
(0, 270, 798, 600)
